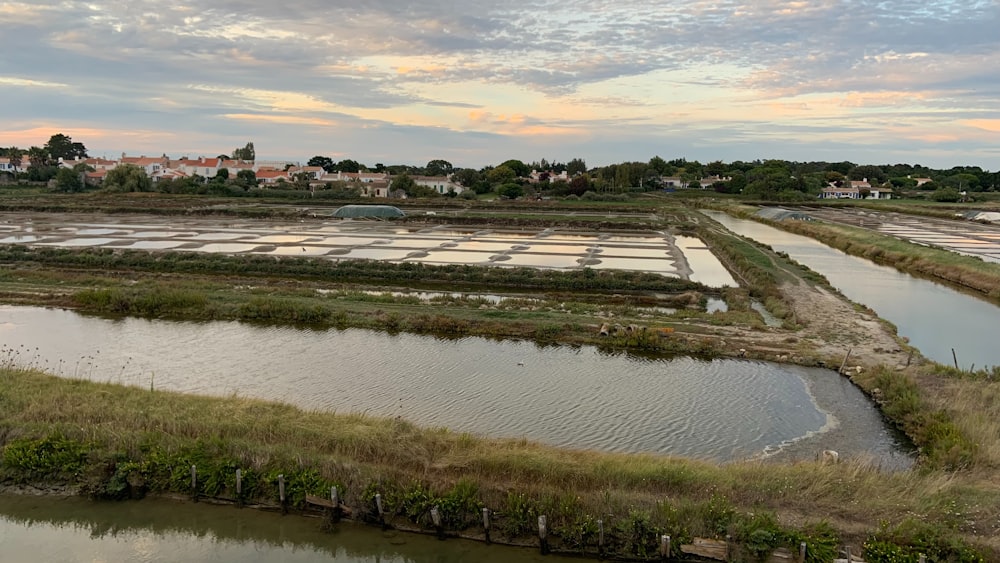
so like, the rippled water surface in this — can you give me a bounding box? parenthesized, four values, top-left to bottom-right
(1, 306, 911, 465)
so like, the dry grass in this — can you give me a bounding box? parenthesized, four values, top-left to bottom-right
(2, 366, 999, 557)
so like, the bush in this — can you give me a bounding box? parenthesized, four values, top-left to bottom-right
(2, 434, 89, 478)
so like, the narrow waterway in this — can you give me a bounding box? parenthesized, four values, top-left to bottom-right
(702, 210, 999, 370)
(0, 493, 571, 563)
(0, 305, 912, 467)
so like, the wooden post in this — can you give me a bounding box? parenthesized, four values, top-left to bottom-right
(375, 493, 386, 529)
(845, 545, 852, 563)
(278, 474, 286, 514)
(952, 348, 959, 370)
(235, 469, 243, 507)
(838, 348, 853, 374)
(538, 515, 549, 555)
(329, 486, 341, 523)
(918, 555, 926, 563)
(597, 519, 605, 559)
(190, 465, 198, 501)
(799, 541, 807, 563)
(431, 506, 444, 540)
(482, 508, 491, 544)
(661, 534, 671, 560)
(726, 534, 733, 561)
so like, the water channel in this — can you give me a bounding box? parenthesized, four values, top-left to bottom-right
(0, 493, 571, 563)
(701, 210, 1000, 370)
(1, 305, 911, 467)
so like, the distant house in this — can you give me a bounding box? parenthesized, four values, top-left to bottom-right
(820, 182, 892, 200)
(220, 159, 256, 174)
(910, 176, 933, 187)
(820, 185, 860, 199)
(255, 168, 290, 185)
(868, 187, 893, 200)
(411, 175, 464, 195)
(84, 169, 108, 185)
(0, 157, 17, 175)
(174, 157, 222, 178)
(120, 155, 167, 176)
(286, 166, 325, 181)
(659, 176, 685, 188)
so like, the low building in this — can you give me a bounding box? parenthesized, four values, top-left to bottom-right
(332, 204, 405, 218)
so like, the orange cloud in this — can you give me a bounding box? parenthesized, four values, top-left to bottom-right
(0, 125, 177, 149)
(961, 119, 1000, 133)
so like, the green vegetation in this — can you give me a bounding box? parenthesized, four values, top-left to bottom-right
(1, 366, 995, 560)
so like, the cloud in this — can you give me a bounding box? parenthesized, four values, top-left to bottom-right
(1, 0, 998, 168)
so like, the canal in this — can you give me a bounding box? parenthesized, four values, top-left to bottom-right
(702, 210, 1000, 370)
(0, 493, 572, 563)
(0, 305, 911, 467)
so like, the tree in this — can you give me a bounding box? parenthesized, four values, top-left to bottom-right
(54, 167, 83, 192)
(424, 159, 453, 176)
(308, 156, 336, 173)
(27, 146, 49, 169)
(848, 164, 886, 184)
(486, 165, 516, 186)
(566, 158, 587, 176)
(44, 134, 88, 161)
(932, 187, 960, 202)
(103, 164, 152, 192)
(390, 173, 416, 195)
(496, 183, 524, 199)
(232, 142, 255, 161)
(499, 159, 529, 178)
(647, 156, 672, 175)
(235, 169, 258, 190)
(212, 168, 230, 184)
(335, 159, 362, 173)
(451, 168, 481, 188)
(5, 147, 23, 173)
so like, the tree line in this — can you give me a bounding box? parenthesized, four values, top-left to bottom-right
(4, 133, 998, 201)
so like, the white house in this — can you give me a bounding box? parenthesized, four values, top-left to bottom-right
(412, 175, 465, 195)
(120, 155, 167, 177)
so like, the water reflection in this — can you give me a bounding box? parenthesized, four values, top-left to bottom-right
(0, 494, 568, 563)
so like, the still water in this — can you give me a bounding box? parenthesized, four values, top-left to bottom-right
(702, 210, 1000, 369)
(0, 305, 911, 466)
(0, 494, 571, 563)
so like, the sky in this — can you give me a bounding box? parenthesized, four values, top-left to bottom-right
(1, 0, 999, 170)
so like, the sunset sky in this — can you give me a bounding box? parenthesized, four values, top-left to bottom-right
(2, 0, 998, 169)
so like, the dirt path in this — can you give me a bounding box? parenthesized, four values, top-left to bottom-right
(781, 281, 912, 369)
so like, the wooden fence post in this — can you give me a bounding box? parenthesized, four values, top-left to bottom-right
(482, 508, 491, 544)
(538, 515, 549, 555)
(799, 541, 806, 562)
(661, 534, 671, 560)
(329, 486, 341, 523)
(597, 519, 604, 559)
(278, 474, 286, 514)
(430, 506, 444, 539)
(375, 493, 386, 529)
(235, 469, 243, 507)
(190, 465, 198, 502)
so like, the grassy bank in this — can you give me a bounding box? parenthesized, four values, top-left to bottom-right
(1, 366, 995, 561)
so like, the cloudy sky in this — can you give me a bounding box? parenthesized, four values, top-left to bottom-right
(2, 1, 999, 169)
